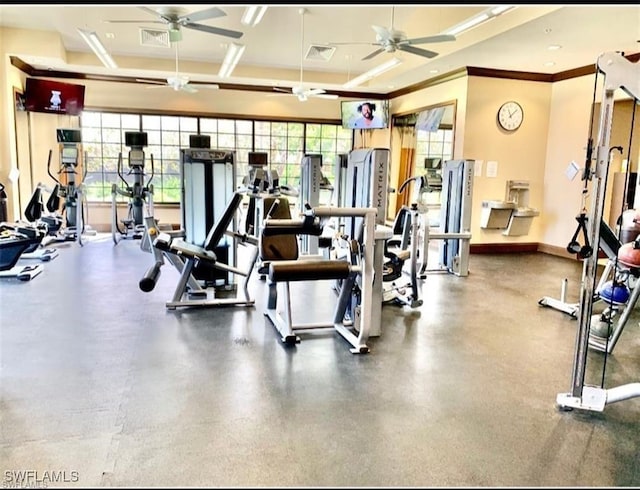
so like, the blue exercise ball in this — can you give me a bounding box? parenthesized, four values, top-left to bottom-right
(598, 280, 630, 305)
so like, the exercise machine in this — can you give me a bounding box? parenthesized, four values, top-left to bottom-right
(242, 151, 299, 245)
(5, 182, 58, 262)
(0, 224, 46, 281)
(338, 148, 395, 334)
(140, 190, 259, 309)
(556, 51, 640, 413)
(298, 153, 334, 256)
(262, 205, 378, 354)
(383, 175, 426, 308)
(423, 159, 474, 277)
(181, 145, 239, 288)
(112, 131, 154, 244)
(40, 128, 93, 246)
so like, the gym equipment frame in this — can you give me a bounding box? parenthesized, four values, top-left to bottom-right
(556, 51, 640, 413)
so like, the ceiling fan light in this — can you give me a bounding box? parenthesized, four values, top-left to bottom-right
(218, 43, 245, 78)
(77, 28, 118, 69)
(241, 6, 268, 27)
(168, 29, 182, 43)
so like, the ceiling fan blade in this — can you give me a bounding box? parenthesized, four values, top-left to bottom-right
(327, 41, 378, 46)
(135, 78, 166, 85)
(191, 83, 220, 90)
(306, 88, 326, 96)
(103, 19, 165, 24)
(180, 7, 226, 23)
(315, 94, 339, 100)
(137, 6, 176, 24)
(362, 48, 385, 61)
(398, 45, 439, 59)
(182, 85, 199, 94)
(371, 25, 393, 41)
(403, 34, 456, 45)
(184, 22, 244, 39)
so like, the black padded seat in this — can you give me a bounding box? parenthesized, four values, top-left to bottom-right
(268, 259, 350, 282)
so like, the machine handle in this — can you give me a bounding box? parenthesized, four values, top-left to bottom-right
(139, 261, 162, 292)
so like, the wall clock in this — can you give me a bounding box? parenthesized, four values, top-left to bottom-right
(497, 101, 523, 131)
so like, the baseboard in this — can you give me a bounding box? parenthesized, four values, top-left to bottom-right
(470, 242, 539, 254)
(471, 242, 607, 263)
(536, 243, 577, 259)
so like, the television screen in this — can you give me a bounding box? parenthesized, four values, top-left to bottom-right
(24, 78, 86, 116)
(341, 100, 389, 130)
(424, 157, 442, 169)
(248, 151, 268, 167)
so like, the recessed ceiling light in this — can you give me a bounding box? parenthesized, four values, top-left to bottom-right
(429, 69, 439, 74)
(544, 61, 556, 67)
(548, 45, 562, 50)
(105, 32, 115, 39)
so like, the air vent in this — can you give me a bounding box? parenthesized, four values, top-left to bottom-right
(140, 29, 171, 48)
(305, 44, 336, 62)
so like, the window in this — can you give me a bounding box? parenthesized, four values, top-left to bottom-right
(415, 127, 453, 172)
(81, 111, 352, 204)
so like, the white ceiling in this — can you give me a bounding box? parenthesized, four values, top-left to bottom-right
(1, 4, 639, 95)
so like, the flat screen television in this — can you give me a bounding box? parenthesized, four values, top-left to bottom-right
(424, 157, 442, 169)
(341, 100, 389, 130)
(24, 78, 86, 116)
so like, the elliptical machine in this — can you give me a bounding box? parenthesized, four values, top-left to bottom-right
(38, 128, 92, 246)
(111, 131, 154, 244)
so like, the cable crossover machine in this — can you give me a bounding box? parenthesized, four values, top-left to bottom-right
(556, 51, 640, 413)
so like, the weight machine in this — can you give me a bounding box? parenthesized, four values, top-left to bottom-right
(556, 51, 640, 413)
(242, 151, 299, 243)
(262, 205, 378, 354)
(112, 131, 154, 244)
(139, 190, 259, 309)
(298, 153, 334, 256)
(384, 175, 426, 308)
(180, 146, 237, 287)
(424, 159, 474, 277)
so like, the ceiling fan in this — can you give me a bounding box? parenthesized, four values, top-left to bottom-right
(272, 8, 338, 102)
(329, 7, 456, 61)
(137, 42, 219, 94)
(104, 6, 243, 42)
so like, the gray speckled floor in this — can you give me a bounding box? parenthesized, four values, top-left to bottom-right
(1, 235, 639, 487)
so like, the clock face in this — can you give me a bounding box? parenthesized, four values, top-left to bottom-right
(497, 101, 523, 131)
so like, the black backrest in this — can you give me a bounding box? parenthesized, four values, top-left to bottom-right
(203, 192, 243, 251)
